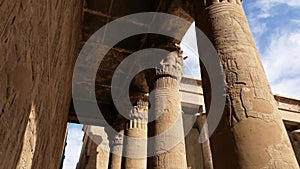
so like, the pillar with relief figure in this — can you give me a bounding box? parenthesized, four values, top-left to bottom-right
(198, 0, 299, 168)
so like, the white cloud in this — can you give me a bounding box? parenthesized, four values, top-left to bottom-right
(252, 0, 300, 19)
(261, 30, 300, 98)
(250, 20, 267, 36)
(63, 124, 84, 169)
(245, 1, 300, 99)
(291, 19, 300, 25)
(246, 14, 268, 49)
(259, 0, 300, 8)
(271, 77, 300, 98)
(181, 22, 201, 79)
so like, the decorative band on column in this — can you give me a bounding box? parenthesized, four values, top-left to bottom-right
(126, 99, 148, 130)
(207, 0, 242, 6)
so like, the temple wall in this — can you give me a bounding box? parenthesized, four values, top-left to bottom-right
(0, 0, 83, 168)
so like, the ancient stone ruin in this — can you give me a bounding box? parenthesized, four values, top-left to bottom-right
(1, 0, 300, 169)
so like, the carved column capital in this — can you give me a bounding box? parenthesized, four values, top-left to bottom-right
(206, 0, 243, 7)
(155, 43, 184, 82)
(127, 94, 149, 130)
(129, 99, 148, 121)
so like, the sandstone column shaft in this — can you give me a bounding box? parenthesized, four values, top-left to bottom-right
(110, 127, 124, 169)
(149, 48, 188, 169)
(123, 99, 148, 169)
(204, 1, 299, 168)
(196, 114, 214, 169)
(76, 126, 110, 169)
(151, 77, 187, 169)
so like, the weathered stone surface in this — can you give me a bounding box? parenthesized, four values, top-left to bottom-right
(2, 0, 300, 168)
(196, 114, 214, 169)
(147, 48, 188, 169)
(149, 77, 188, 169)
(77, 126, 110, 169)
(204, 2, 299, 169)
(123, 98, 148, 169)
(185, 128, 204, 169)
(110, 128, 124, 169)
(0, 0, 83, 168)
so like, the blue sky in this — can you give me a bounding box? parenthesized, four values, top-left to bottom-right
(243, 0, 300, 98)
(63, 2, 300, 168)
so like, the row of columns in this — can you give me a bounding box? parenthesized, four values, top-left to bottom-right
(80, 1, 299, 169)
(77, 43, 194, 169)
(78, 109, 300, 169)
(110, 46, 189, 169)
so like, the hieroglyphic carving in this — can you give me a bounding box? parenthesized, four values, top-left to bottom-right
(207, 0, 243, 6)
(207, 4, 267, 123)
(266, 143, 299, 169)
(209, 13, 252, 46)
(150, 52, 188, 168)
(206, 2, 299, 168)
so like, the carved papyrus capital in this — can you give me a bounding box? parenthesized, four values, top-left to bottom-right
(156, 43, 184, 81)
(206, 0, 243, 7)
(129, 99, 148, 122)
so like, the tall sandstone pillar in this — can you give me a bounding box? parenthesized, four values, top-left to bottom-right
(76, 126, 110, 169)
(148, 47, 188, 169)
(109, 122, 125, 169)
(202, 1, 299, 168)
(196, 114, 214, 169)
(123, 98, 148, 169)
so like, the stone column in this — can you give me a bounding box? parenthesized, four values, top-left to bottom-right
(148, 45, 188, 169)
(288, 130, 300, 164)
(96, 146, 110, 169)
(123, 98, 148, 169)
(200, 1, 299, 168)
(109, 123, 125, 169)
(77, 126, 110, 169)
(196, 114, 213, 169)
(93, 127, 110, 169)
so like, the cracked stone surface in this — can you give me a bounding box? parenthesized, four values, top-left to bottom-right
(205, 2, 299, 169)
